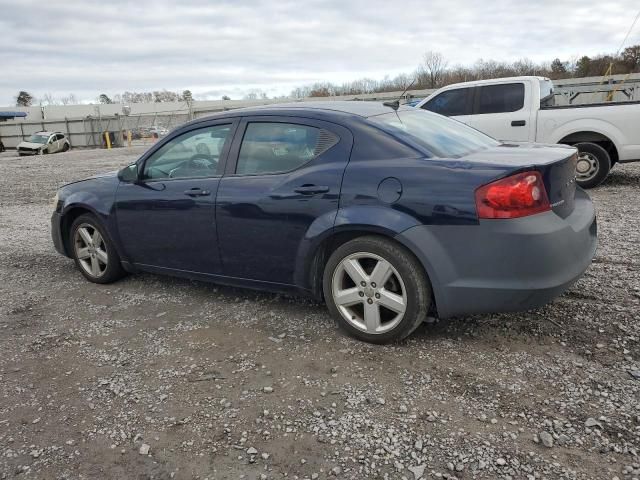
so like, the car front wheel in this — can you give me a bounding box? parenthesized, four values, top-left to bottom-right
(70, 214, 126, 284)
(323, 236, 431, 344)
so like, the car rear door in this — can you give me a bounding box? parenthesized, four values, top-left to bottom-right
(420, 87, 474, 124)
(215, 116, 353, 285)
(115, 120, 237, 274)
(468, 82, 534, 142)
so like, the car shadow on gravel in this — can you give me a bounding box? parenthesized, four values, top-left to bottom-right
(600, 166, 640, 187)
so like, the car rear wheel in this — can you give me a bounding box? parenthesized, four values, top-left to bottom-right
(574, 142, 611, 189)
(323, 236, 431, 344)
(70, 214, 126, 284)
(62, 143, 70, 152)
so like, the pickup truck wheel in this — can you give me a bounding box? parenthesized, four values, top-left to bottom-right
(323, 236, 431, 344)
(574, 142, 611, 189)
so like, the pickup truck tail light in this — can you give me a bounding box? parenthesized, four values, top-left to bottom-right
(475, 171, 551, 219)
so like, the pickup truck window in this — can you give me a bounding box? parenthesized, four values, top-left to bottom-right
(369, 109, 499, 158)
(422, 88, 472, 116)
(477, 83, 524, 114)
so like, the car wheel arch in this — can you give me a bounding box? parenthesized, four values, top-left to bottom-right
(61, 206, 96, 255)
(306, 227, 438, 315)
(60, 205, 121, 259)
(558, 131, 619, 166)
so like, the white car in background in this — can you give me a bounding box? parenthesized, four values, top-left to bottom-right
(149, 126, 169, 137)
(416, 76, 640, 188)
(17, 131, 71, 156)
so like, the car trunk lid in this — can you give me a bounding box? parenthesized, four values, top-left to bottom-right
(464, 143, 578, 218)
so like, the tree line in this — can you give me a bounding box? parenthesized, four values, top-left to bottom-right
(14, 45, 640, 105)
(291, 45, 640, 98)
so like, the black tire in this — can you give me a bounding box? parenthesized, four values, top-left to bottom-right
(69, 214, 126, 284)
(40, 148, 48, 155)
(62, 143, 70, 152)
(323, 236, 431, 344)
(574, 142, 611, 189)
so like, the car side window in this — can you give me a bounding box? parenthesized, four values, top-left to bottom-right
(477, 83, 525, 114)
(142, 124, 231, 180)
(236, 122, 337, 175)
(56, 134, 65, 141)
(422, 88, 471, 116)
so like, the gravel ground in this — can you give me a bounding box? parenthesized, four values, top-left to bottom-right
(0, 147, 638, 480)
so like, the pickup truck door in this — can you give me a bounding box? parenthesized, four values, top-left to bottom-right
(420, 86, 474, 125)
(468, 82, 534, 142)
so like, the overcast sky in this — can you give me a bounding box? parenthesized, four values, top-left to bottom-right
(1, 0, 638, 105)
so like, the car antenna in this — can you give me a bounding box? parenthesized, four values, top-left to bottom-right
(383, 77, 416, 110)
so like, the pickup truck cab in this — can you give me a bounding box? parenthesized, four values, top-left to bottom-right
(416, 76, 640, 187)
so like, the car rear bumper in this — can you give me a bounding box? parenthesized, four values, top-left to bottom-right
(51, 212, 68, 256)
(396, 188, 597, 318)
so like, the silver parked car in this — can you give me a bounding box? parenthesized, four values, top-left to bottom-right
(17, 131, 71, 156)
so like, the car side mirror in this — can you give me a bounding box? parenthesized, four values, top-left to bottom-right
(118, 163, 139, 183)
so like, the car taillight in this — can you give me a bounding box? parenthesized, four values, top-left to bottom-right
(475, 171, 550, 219)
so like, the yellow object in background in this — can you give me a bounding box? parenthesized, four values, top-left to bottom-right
(104, 131, 112, 149)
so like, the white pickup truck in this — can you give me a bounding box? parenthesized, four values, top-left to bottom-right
(416, 76, 640, 188)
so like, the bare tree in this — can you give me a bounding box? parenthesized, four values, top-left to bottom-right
(41, 93, 59, 106)
(418, 51, 448, 88)
(60, 94, 78, 105)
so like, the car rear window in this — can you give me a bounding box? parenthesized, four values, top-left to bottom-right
(368, 109, 499, 158)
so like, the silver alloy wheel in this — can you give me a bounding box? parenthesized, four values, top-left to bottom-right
(74, 223, 108, 278)
(331, 252, 407, 334)
(576, 152, 598, 181)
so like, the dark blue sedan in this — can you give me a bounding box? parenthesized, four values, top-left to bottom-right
(51, 102, 597, 343)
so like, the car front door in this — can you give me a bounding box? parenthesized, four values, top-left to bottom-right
(468, 82, 533, 142)
(48, 135, 59, 153)
(420, 87, 474, 125)
(115, 121, 237, 274)
(216, 116, 353, 285)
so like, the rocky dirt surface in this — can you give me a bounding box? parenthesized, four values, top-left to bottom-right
(0, 148, 638, 480)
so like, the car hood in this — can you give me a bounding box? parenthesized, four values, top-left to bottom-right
(62, 169, 119, 187)
(18, 141, 46, 149)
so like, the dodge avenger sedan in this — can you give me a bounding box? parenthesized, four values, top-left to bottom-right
(51, 102, 597, 343)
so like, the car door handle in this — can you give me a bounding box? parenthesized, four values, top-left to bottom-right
(294, 185, 330, 195)
(184, 188, 211, 197)
(511, 120, 526, 127)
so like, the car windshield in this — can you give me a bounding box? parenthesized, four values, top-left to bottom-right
(27, 134, 50, 144)
(368, 109, 499, 157)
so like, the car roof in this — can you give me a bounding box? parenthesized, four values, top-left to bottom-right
(33, 131, 62, 135)
(246, 101, 411, 117)
(439, 76, 550, 90)
(183, 101, 411, 130)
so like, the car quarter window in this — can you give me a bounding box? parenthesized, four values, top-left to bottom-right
(422, 88, 471, 116)
(477, 83, 525, 114)
(56, 134, 65, 140)
(142, 124, 231, 180)
(235, 122, 338, 175)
